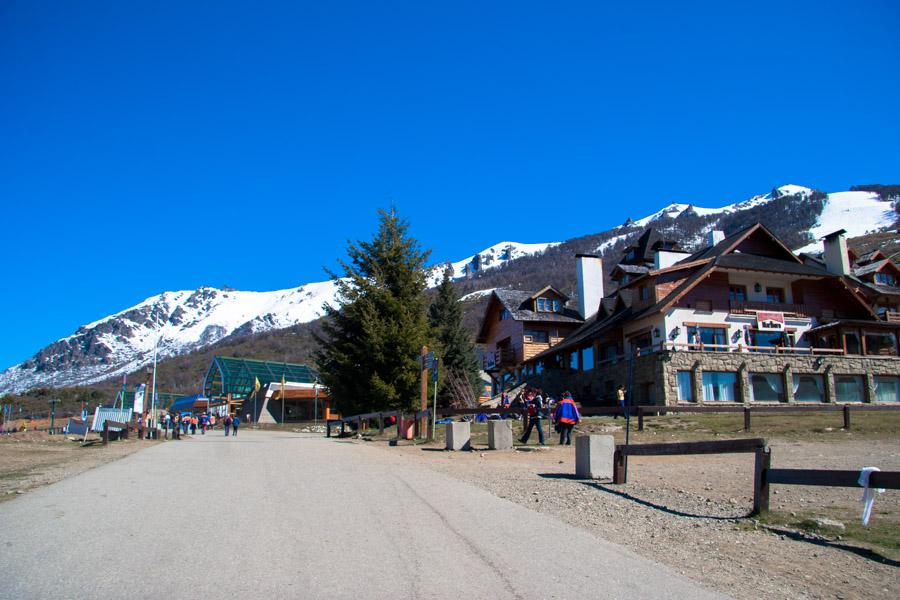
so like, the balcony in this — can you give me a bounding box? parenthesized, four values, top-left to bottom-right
(729, 300, 810, 318)
(885, 311, 900, 323)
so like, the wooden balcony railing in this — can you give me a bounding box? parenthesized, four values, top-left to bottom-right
(729, 300, 810, 317)
(885, 311, 900, 323)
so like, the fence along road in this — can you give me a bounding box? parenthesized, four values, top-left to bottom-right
(0, 431, 726, 600)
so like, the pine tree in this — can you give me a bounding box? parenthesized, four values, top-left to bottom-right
(315, 209, 430, 415)
(428, 266, 480, 406)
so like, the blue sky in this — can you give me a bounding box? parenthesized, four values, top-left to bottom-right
(1, 1, 898, 369)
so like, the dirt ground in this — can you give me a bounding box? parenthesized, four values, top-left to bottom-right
(0, 431, 157, 500)
(366, 418, 900, 600)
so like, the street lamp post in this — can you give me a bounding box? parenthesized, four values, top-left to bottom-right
(48, 399, 60, 431)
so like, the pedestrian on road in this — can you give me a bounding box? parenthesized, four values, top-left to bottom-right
(553, 391, 580, 445)
(224, 415, 232, 436)
(210, 414, 217, 430)
(232, 416, 240, 436)
(171, 413, 180, 439)
(520, 389, 545, 445)
(190, 416, 198, 435)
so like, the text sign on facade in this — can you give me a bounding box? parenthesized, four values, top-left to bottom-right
(757, 311, 785, 332)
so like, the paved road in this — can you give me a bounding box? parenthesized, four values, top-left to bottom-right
(0, 431, 726, 599)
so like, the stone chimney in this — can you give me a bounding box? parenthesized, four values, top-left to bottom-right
(823, 229, 850, 276)
(707, 230, 725, 247)
(576, 254, 603, 320)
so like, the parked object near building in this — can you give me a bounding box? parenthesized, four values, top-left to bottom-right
(485, 223, 900, 406)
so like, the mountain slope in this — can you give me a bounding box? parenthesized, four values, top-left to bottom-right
(2, 183, 897, 395)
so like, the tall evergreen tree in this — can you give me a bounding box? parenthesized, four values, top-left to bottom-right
(428, 266, 480, 406)
(315, 209, 430, 415)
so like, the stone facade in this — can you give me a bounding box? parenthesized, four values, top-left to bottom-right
(528, 350, 900, 406)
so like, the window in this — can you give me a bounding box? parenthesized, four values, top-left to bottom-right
(875, 272, 897, 286)
(630, 334, 653, 355)
(728, 285, 747, 303)
(702, 371, 737, 401)
(690, 326, 727, 349)
(676, 371, 693, 402)
(602, 344, 618, 363)
(524, 329, 549, 343)
(792, 374, 825, 402)
(695, 299, 712, 312)
(834, 375, 865, 403)
(552, 299, 561, 312)
(536, 361, 544, 375)
(499, 309, 510, 321)
(625, 250, 636, 261)
(765, 287, 785, 303)
(864, 331, 897, 356)
(569, 352, 578, 371)
(845, 331, 861, 355)
(536, 297, 560, 313)
(874, 376, 900, 402)
(639, 285, 650, 301)
(751, 330, 794, 350)
(582, 346, 594, 371)
(750, 373, 785, 402)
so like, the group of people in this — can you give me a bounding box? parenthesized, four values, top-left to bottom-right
(501, 387, 581, 445)
(137, 411, 244, 439)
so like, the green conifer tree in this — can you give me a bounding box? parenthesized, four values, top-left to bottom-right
(315, 209, 430, 414)
(428, 266, 480, 405)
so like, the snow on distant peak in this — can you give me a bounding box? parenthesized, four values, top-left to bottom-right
(773, 184, 813, 197)
(795, 191, 896, 254)
(428, 240, 559, 285)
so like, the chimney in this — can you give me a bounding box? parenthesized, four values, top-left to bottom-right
(707, 230, 725, 247)
(576, 254, 603, 320)
(822, 229, 850, 276)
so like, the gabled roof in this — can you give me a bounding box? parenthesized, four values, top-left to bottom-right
(856, 250, 887, 265)
(528, 285, 570, 302)
(610, 263, 650, 280)
(203, 357, 319, 399)
(476, 288, 584, 343)
(713, 253, 831, 277)
(678, 223, 800, 265)
(854, 259, 894, 278)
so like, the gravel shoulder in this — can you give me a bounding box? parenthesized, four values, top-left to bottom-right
(369, 431, 900, 600)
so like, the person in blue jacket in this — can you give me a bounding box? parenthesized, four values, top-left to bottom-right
(232, 415, 240, 436)
(553, 391, 580, 445)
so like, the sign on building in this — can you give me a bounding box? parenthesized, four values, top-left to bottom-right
(757, 311, 785, 332)
(133, 383, 145, 414)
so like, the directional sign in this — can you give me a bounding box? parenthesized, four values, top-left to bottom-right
(431, 357, 439, 382)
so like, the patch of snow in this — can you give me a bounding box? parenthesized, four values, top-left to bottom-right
(428, 240, 559, 285)
(460, 288, 496, 302)
(795, 191, 895, 254)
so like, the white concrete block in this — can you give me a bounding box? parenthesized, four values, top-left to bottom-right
(488, 420, 513, 450)
(445, 422, 471, 451)
(575, 435, 615, 480)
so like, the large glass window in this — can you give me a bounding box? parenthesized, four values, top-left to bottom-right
(569, 352, 578, 371)
(702, 371, 737, 401)
(834, 375, 865, 403)
(766, 287, 785, 303)
(677, 371, 693, 402)
(750, 373, 785, 402)
(864, 331, 898, 356)
(690, 326, 727, 350)
(845, 332, 861, 355)
(875, 272, 897, 286)
(602, 344, 618, 363)
(874, 377, 900, 402)
(582, 346, 594, 371)
(792, 374, 825, 402)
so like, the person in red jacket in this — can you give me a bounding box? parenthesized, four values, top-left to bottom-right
(553, 391, 580, 445)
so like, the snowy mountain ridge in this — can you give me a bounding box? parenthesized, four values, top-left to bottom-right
(1, 184, 896, 394)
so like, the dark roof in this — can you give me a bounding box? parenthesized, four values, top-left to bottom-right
(713, 253, 831, 277)
(612, 264, 650, 275)
(679, 223, 757, 263)
(807, 319, 900, 333)
(622, 228, 681, 264)
(854, 259, 889, 277)
(856, 250, 884, 265)
(493, 289, 583, 324)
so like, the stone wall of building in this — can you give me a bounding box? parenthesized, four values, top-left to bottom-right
(527, 350, 900, 406)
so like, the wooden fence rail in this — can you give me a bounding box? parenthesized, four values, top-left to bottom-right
(101, 420, 129, 446)
(756, 467, 900, 513)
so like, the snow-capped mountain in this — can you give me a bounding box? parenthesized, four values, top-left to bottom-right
(2, 184, 896, 395)
(0, 241, 555, 394)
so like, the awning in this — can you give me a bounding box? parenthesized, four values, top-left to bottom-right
(168, 395, 214, 414)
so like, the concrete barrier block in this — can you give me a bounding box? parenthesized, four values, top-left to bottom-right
(488, 420, 513, 450)
(575, 435, 615, 480)
(445, 422, 471, 451)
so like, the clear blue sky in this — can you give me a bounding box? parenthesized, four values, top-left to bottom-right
(1, 1, 898, 369)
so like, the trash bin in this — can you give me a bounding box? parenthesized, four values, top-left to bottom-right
(398, 418, 415, 440)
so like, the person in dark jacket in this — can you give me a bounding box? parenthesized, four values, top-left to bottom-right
(224, 415, 232, 436)
(553, 391, 580, 445)
(519, 390, 545, 445)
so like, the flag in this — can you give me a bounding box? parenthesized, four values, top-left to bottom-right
(254, 377, 261, 394)
(280, 374, 286, 399)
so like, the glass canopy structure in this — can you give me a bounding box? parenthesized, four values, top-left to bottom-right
(202, 356, 319, 400)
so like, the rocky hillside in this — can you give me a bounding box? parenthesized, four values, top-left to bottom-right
(2, 183, 897, 397)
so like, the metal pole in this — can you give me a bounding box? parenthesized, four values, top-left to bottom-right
(314, 380, 319, 429)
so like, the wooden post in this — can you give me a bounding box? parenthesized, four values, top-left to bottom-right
(340, 420, 345, 436)
(420, 346, 429, 437)
(744, 407, 751, 431)
(102, 420, 110, 446)
(612, 448, 626, 484)
(752, 446, 771, 515)
(637, 407, 644, 432)
(326, 420, 332, 438)
(843, 405, 850, 430)
(378, 412, 384, 436)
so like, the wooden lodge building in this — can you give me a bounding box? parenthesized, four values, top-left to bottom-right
(477, 224, 900, 406)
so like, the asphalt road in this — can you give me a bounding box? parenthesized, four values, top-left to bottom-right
(0, 430, 726, 599)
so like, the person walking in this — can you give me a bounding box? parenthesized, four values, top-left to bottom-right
(232, 415, 240, 436)
(615, 385, 626, 420)
(224, 415, 232, 437)
(553, 392, 580, 445)
(519, 390, 545, 445)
